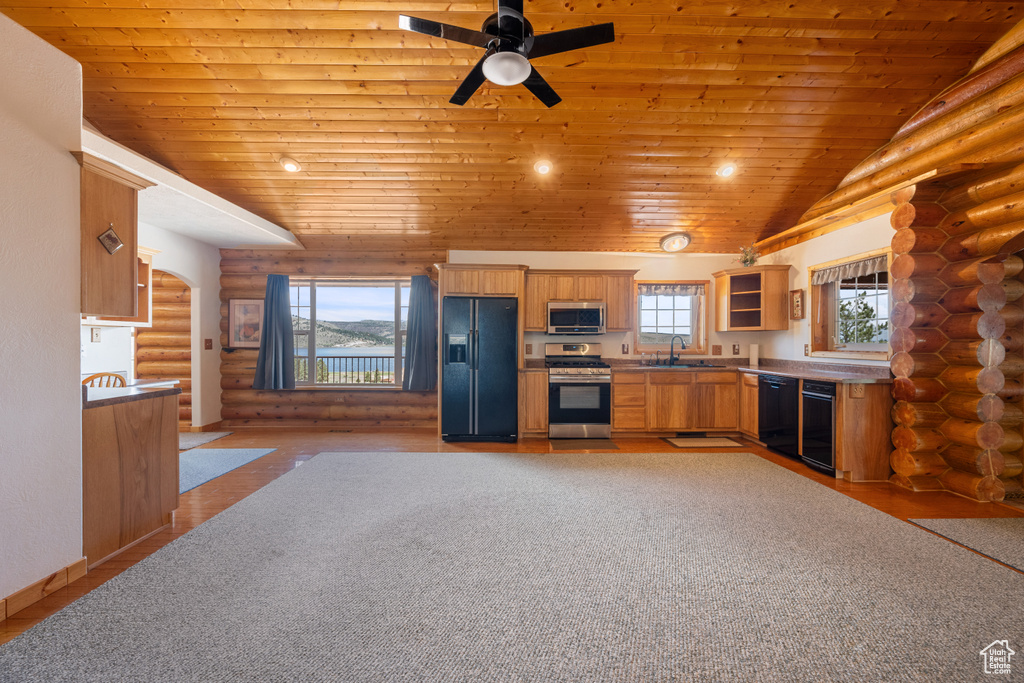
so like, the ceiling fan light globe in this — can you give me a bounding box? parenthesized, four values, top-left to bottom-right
(660, 232, 691, 252)
(482, 52, 531, 86)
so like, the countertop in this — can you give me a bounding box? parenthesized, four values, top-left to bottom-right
(522, 359, 891, 384)
(732, 366, 892, 385)
(82, 384, 182, 409)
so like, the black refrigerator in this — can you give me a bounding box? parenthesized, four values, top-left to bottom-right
(441, 296, 518, 442)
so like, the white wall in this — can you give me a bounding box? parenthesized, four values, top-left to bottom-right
(138, 221, 224, 427)
(79, 325, 133, 378)
(449, 250, 758, 360)
(757, 212, 894, 365)
(0, 15, 83, 598)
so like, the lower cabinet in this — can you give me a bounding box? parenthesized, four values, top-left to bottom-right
(612, 370, 741, 432)
(647, 373, 692, 431)
(739, 371, 759, 437)
(612, 372, 647, 430)
(691, 372, 738, 430)
(521, 370, 549, 434)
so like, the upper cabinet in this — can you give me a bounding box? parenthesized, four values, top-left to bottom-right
(524, 269, 637, 332)
(712, 265, 791, 332)
(75, 152, 154, 317)
(437, 264, 528, 298)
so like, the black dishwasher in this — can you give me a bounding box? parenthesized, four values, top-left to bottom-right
(758, 375, 799, 459)
(801, 380, 836, 475)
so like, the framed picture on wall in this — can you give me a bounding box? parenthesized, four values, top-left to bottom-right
(789, 289, 805, 320)
(228, 299, 265, 348)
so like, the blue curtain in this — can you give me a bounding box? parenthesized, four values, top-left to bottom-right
(402, 275, 437, 391)
(253, 274, 295, 390)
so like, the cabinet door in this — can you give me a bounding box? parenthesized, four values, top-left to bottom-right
(481, 270, 519, 296)
(522, 371, 549, 432)
(81, 168, 139, 317)
(548, 275, 575, 301)
(445, 270, 481, 295)
(605, 274, 634, 331)
(524, 273, 548, 331)
(739, 373, 759, 436)
(575, 276, 604, 301)
(647, 382, 690, 430)
(691, 375, 739, 430)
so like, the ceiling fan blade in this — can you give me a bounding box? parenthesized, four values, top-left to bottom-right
(522, 67, 562, 108)
(528, 22, 615, 59)
(398, 15, 493, 48)
(450, 51, 492, 106)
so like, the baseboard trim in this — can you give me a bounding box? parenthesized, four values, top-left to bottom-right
(189, 420, 224, 433)
(2, 557, 87, 621)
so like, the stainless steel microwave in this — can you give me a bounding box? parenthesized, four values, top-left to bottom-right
(547, 301, 606, 335)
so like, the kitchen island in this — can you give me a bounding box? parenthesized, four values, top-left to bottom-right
(82, 383, 181, 569)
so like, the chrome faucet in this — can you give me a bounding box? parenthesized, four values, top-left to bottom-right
(669, 335, 687, 366)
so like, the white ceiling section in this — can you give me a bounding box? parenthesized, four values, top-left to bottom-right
(81, 127, 302, 249)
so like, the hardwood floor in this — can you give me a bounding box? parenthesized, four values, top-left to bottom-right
(2, 429, 1021, 645)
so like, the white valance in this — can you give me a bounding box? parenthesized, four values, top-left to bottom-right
(638, 283, 705, 297)
(810, 255, 887, 286)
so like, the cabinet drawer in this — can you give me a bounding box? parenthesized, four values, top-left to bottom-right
(649, 372, 693, 385)
(613, 407, 646, 430)
(612, 372, 645, 384)
(741, 372, 759, 388)
(695, 371, 738, 384)
(614, 383, 646, 406)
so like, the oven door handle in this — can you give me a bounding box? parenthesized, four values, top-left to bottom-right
(549, 376, 612, 384)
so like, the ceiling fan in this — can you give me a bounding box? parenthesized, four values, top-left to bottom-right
(398, 1, 614, 108)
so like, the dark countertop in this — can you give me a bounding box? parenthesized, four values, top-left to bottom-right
(82, 384, 182, 409)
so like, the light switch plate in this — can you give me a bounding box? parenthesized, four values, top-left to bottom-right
(525, 343, 532, 355)
(732, 343, 740, 355)
(804, 344, 810, 356)
(712, 345, 722, 356)
(90, 327, 101, 343)
(622, 343, 629, 354)
(205, 338, 213, 350)
(850, 384, 866, 398)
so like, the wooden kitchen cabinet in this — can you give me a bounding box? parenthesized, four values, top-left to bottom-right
(520, 370, 549, 435)
(835, 383, 893, 482)
(438, 264, 528, 298)
(604, 273, 635, 331)
(523, 269, 637, 331)
(612, 372, 647, 431)
(739, 371, 759, 437)
(690, 371, 739, 430)
(712, 265, 791, 332)
(76, 152, 154, 317)
(646, 372, 692, 431)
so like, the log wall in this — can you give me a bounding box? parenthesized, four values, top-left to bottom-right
(889, 168, 1024, 502)
(219, 248, 443, 428)
(135, 271, 192, 430)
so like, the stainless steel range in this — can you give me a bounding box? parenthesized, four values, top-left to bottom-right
(545, 343, 612, 439)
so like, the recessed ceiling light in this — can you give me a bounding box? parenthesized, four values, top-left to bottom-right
(660, 232, 691, 252)
(716, 163, 737, 178)
(280, 157, 302, 172)
(534, 159, 552, 174)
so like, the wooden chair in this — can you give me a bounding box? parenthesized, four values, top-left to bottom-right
(83, 372, 126, 388)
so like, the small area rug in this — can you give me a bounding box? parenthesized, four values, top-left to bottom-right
(910, 517, 1024, 571)
(548, 439, 618, 450)
(178, 448, 276, 494)
(665, 436, 741, 448)
(178, 431, 232, 450)
(1, 451, 1023, 681)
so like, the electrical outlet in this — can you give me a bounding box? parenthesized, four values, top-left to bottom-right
(850, 384, 866, 398)
(90, 327, 101, 343)
(712, 345, 722, 356)
(732, 343, 740, 355)
(622, 343, 629, 354)
(804, 344, 810, 356)
(525, 343, 532, 355)
(205, 338, 213, 350)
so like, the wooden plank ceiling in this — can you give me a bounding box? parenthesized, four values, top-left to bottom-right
(3, 1, 1022, 253)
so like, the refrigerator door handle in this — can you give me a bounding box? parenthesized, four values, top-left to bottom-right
(442, 334, 449, 365)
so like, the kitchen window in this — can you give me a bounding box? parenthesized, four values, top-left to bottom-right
(290, 279, 410, 387)
(808, 250, 891, 360)
(635, 281, 707, 354)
